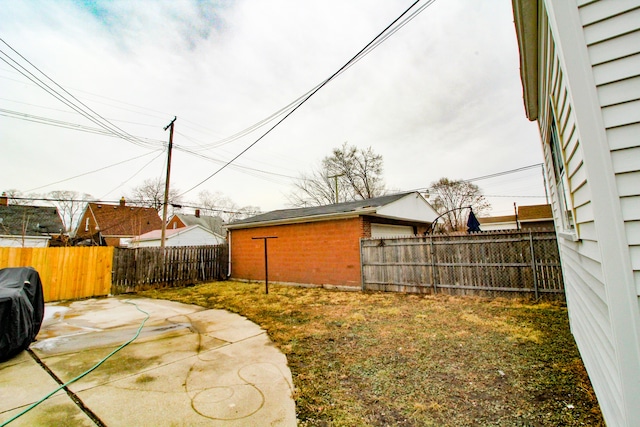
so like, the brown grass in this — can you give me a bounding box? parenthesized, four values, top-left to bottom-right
(140, 281, 604, 426)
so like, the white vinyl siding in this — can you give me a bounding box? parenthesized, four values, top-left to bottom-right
(581, 2, 640, 297)
(535, 1, 640, 425)
(370, 224, 414, 239)
(538, 4, 620, 424)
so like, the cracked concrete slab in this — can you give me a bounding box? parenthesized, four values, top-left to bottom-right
(0, 296, 296, 426)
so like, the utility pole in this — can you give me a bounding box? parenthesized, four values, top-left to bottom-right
(328, 173, 344, 204)
(160, 116, 176, 249)
(541, 164, 549, 205)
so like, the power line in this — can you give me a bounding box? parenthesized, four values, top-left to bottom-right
(100, 150, 166, 199)
(464, 163, 543, 182)
(0, 38, 162, 150)
(25, 150, 163, 192)
(178, 0, 437, 197)
(0, 108, 166, 145)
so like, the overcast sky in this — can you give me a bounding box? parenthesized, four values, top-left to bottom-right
(1, 0, 546, 217)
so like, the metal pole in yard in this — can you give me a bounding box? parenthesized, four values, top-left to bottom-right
(252, 236, 277, 294)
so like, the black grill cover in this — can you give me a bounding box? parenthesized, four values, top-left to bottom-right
(0, 267, 45, 361)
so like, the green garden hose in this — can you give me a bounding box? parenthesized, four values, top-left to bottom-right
(1, 300, 150, 426)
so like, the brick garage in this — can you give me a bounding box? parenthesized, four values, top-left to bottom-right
(227, 192, 438, 288)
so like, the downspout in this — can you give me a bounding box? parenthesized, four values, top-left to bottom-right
(227, 229, 232, 278)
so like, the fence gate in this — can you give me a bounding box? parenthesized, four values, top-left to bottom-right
(360, 230, 564, 299)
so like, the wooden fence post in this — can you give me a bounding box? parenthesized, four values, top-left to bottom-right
(429, 238, 437, 294)
(529, 231, 539, 300)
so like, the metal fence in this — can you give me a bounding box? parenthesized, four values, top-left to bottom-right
(361, 230, 564, 299)
(112, 245, 228, 294)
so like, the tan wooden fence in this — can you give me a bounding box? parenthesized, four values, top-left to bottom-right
(361, 230, 564, 299)
(111, 245, 229, 293)
(0, 247, 113, 302)
(1, 245, 228, 302)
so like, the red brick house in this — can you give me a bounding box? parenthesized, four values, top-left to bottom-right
(74, 197, 162, 247)
(226, 192, 438, 288)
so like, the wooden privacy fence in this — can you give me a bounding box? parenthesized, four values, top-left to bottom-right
(111, 245, 228, 293)
(361, 230, 564, 299)
(0, 247, 113, 302)
(1, 245, 228, 301)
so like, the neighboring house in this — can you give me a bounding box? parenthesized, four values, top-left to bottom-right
(129, 224, 225, 248)
(517, 204, 554, 230)
(74, 197, 163, 247)
(477, 214, 518, 231)
(512, 2, 640, 425)
(167, 210, 224, 235)
(477, 204, 554, 231)
(226, 192, 438, 288)
(0, 194, 65, 247)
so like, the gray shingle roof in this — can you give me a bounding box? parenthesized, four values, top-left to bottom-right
(0, 205, 65, 236)
(174, 213, 224, 234)
(228, 192, 413, 227)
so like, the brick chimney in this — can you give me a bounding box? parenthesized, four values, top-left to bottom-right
(195, 209, 200, 218)
(119, 197, 126, 207)
(0, 192, 7, 206)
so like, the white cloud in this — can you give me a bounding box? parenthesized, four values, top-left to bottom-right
(0, 0, 544, 216)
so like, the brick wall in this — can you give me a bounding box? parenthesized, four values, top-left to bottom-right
(230, 217, 365, 287)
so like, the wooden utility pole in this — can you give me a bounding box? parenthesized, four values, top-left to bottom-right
(160, 116, 176, 249)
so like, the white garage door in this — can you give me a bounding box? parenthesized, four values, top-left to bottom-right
(371, 224, 415, 238)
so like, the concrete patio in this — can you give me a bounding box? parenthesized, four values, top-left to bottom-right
(0, 297, 296, 426)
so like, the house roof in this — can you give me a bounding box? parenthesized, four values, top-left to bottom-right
(227, 192, 436, 229)
(172, 213, 224, 234)
(0, 205, 65, 236)
(512, 0, 539, 120)
(518, 204, 553, 222)
(85, 202, 162, 237)
(478, 204, 553, 225)
(478, 215, 517, 225)
(132, 224, 223, 242)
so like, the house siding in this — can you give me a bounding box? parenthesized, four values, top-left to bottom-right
(230, 217, 365, 287)
(580, 0, 640, 298)
(533, 1, 640, 425)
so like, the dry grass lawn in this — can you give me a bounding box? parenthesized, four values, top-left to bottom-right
(140, 281, 603, 426)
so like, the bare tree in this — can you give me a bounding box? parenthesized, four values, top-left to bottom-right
(429, 178, 490, 231)
(48, 190, 93, 234)
(2, 189, 36, 205)
(288, 142, 386, 207)
(197, 190, 260, 223)
(129, 178, 181, 212)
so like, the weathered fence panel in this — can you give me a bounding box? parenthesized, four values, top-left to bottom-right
(361, 231, 564, 299)
(0, 247, 114, 302)
(111, 244, 228, 293)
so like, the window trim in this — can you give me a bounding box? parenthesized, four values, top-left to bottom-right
(547, 109, 578, 240)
